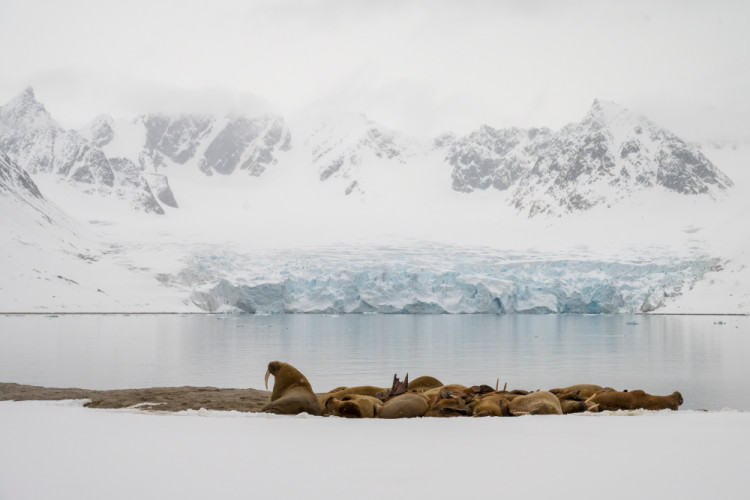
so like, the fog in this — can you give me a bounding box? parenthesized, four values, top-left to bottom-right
(1, 0, 748, 142)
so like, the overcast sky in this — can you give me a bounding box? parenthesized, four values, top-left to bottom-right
(0, 0, 748, 142)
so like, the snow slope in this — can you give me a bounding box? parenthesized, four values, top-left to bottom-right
(0, 152, 187, 312)
(0, 400, 748, 500)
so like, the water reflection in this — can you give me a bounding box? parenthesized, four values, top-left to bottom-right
(0, 314, 747, 410)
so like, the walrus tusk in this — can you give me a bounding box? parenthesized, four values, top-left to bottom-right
(265, 368, 271, 390)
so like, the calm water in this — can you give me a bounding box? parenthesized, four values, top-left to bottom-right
(0, 314, 748, 410)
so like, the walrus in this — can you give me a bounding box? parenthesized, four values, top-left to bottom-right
(586, 390, 683, 411)
(377, 393, 430, 419)
(422, 384, 469, 399)
(326, 394, 383, 418)
(549, 384, 615, 399)
(262, 361, 321, 416)
(318, 386, 386, 410)
(408, 376, 444, 392)
(508, 391, 563, 416)
(471, 393, 511, 417)
(424, 393, 473, 418)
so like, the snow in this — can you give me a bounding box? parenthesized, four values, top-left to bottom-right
(3, 142, 749, 314)
(2, 89, 750, 314)
(0, 400, 748, 500)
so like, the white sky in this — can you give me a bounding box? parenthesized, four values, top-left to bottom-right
(0, 0, 748, 142)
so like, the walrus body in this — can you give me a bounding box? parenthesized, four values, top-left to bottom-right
(424, 395, 472, 417)
(318, 386, 386, 410)
(262, 361, 321, 416)
(587, 390, 683, 411)
(549, 384, 614, 399)
(471, 394, 511, 417)
(559, 399, 589, 414)
(509, 391, 563, 416)
(554, 390, 594, 414)
(408, 376, 444, 392)
(326, 394, 383, 418)
(423, 384, 468, 399)
(378, 393, 430, 419)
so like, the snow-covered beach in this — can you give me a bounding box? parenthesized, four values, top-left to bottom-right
(1, 399, 748, 500)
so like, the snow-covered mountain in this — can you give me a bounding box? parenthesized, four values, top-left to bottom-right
(1, 89, 734, 217)
(0, 88, 164, 214)
(446, 100, 733, 216)
(1, 87, 747, 314)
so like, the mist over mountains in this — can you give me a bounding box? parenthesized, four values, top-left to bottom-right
(0, 88, 733, 217)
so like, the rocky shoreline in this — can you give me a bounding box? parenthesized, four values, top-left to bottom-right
(0, 382, 271, 412)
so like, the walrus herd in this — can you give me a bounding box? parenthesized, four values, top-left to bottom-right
(262, 361, 684, 418)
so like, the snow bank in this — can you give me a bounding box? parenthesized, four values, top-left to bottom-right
(1, 400, 748, 500)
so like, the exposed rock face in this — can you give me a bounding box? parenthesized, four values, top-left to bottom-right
(141, 114, 214, 166)
(142, 172, 178, 208)
(134, 113, 292, 177)
(448, 126, 552, 192)
(198, 115, 291, 176)
(445, 100, 733, 216)
(0, 150, 43, 200)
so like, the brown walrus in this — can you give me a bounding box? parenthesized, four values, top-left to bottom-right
(509, 391, 563, 416)
(586, 390, 683, 411)
(424, 394, 473, 418)
(422, 384, 469, 399)
(318, 386, 386, 411)
(408, 376, 444, 392)
(262, 361, 321, 416)
(471, 393, 511, 417)
(377, 393, 430, 419)
(326, 394, 383, 418)
(554, 390, 595, 414)
(549, 384, 615, 399)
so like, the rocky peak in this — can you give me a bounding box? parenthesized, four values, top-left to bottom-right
(0, 87, 54, 130)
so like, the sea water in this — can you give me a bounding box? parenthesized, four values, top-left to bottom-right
(0, 314, 747, 410)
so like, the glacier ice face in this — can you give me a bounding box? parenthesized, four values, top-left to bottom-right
(165, 246, 721, 314)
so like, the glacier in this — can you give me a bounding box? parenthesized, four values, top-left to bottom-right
(171, 246, 721, 314)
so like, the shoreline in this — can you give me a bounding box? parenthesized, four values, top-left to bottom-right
(0, 382, 271, 413)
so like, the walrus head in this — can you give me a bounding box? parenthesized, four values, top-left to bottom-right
(673, 391, 684, 406)
(265, 361, 283, 390)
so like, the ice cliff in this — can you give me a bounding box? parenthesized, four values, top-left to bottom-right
(170, 247, 721, 314)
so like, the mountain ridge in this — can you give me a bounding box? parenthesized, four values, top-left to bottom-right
(0, 89, 733, 217)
